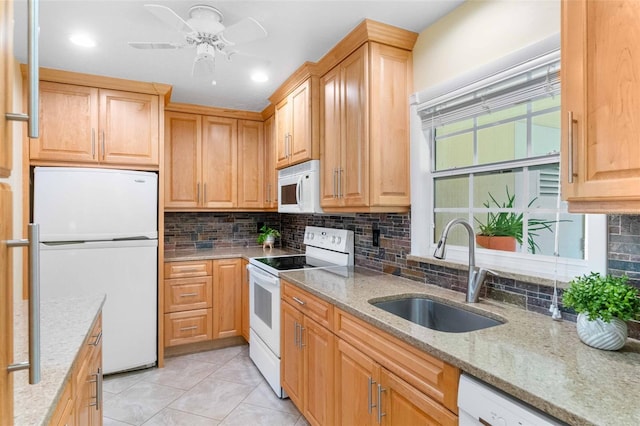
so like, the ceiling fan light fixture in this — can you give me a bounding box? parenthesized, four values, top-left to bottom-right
(69, 33, 96, 48)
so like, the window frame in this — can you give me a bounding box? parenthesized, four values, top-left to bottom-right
(409, 38, 606, 282)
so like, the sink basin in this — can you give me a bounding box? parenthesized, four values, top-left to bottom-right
(371, 297, 504, 333)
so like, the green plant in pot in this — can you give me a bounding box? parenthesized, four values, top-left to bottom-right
(474, 187, 558, 254)
(562, 272, 640, 350)
(257, 225, 281, 249)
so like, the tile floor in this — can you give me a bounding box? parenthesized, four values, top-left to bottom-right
(102, 345, 309, 426)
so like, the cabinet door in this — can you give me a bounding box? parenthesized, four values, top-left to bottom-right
(202, 116, 237, 208)
(212, 259, 242, 338)
(561, 0, 640, 211)
(0, 0, 13, 178)
(341, 44, 369, 207)
(289, 79, 312, 164)
(164, 276, 212, 313)
(264, 115, 278, 208)
(334, 339, 378, 425)
(88, 322, 103, 426)
(275, 96, 290, 168)
(303, 316, 334, 426)
(99, 89, 159, 166)
(380, 369, 457, 426)
(30, 82, 99, 163)
(164, 112, 202, 208)
(281, 302, 304, 409)
(241, 259, 249, 341)
(368, 43, 411, 208)
(0, 184, 13, 421)
(237, 120, 264, 208)
(320, 65, 342, 207)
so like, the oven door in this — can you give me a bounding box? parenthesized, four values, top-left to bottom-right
(248, 264, 281, 357)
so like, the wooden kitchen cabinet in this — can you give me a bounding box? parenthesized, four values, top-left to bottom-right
(334, 308, 459, 425)
(281, 282, 334, 426)
(163, 260, 214, 347)
(30, 81, 159, 167)
(201, 116, 238, 209)
(263, 114, 278, 209)
(275, 78, 319, 169)
(561, 0, 640, 212)
(237, 119, 265, 208)
(212, 259, 242, 339)
(320, 42, 412, 212)
(241, 259, 250, 342)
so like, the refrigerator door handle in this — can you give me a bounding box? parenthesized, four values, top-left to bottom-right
(7, 224, 41, 384)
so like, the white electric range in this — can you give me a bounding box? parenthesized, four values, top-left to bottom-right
(247, 226, 354, 397)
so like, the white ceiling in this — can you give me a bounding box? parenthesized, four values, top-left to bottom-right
(13, 1, 464, 112)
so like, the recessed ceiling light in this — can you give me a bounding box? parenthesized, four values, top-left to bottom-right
(69, 33, 96, 48)
(251, 71, 268, 83)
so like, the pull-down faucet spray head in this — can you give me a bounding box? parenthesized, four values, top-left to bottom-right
(433, 237, 446, 259)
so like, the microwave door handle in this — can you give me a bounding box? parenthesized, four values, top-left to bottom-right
(296, 175, 303, 208)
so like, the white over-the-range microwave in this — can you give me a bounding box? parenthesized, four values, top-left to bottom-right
(278, 160, 323, 214)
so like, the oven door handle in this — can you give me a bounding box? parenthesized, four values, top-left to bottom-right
(248, 264, 279, 288)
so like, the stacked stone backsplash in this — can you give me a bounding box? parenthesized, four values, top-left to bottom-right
(165, 212, 640, 337)
(164, 212, 280, 250)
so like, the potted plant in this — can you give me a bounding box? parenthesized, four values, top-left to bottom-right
(474, 187, 558, 253)
(562, 272, 640, 350)
(257, 225, 281, 249)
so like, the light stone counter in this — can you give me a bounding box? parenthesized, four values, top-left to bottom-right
(13, 294, 105, 425)
(281, 267, 640, 426)
(164, 246, 293, 262)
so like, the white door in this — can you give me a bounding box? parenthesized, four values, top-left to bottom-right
(40, 240, 157, 374)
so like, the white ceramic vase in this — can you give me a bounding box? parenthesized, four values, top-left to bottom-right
(576, 313, 628, 351)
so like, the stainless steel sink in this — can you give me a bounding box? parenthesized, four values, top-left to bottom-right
(371, 297, 504, 333)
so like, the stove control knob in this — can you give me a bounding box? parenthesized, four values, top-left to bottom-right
(307, 232, 314, 240)
(336, 236, 342, 244)
(331, 236, 337, 244)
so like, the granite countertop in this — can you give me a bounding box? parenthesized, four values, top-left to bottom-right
(281, 267, 640, 426)
(164, 246, 293, 262)
(13, 294, 105, 425)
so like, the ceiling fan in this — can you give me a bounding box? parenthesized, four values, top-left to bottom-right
(129, 4, 268, 85)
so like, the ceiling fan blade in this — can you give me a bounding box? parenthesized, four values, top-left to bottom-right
(219, 17, 267, 46)
(128, 41, 186, 49)
(144, 4, 194, 33)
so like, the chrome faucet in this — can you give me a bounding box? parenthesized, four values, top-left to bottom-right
(433, 218, 494, 303)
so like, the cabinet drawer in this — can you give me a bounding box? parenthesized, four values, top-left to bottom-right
(282, 281, 333, 329)
(164, 308, 212, 347)
(164, 276, 212, 312)
(164, 260, 212, 279)
(334, 308, 460, 413)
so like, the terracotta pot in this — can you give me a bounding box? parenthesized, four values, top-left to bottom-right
(475, 235, 516, 252)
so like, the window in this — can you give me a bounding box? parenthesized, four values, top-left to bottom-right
(410, 46, 606, 281)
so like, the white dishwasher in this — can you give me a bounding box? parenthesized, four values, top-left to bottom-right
(458, 374, 565, 426)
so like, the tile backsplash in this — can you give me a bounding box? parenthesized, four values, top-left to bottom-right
(165, 212, 640, 337)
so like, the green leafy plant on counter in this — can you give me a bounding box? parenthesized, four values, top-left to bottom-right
(562, 272, 640, 323)
(475, 186, 561, 254)
(257, 225, 281, 244)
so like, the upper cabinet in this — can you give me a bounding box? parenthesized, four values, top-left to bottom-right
(561, 0, 640, 212)
(263, 114, 278, 209)
(25, 68, 170, 170)
(319, 21, 416, 213)
(164, 104, 270, 211)
(272, 71, 320, 169)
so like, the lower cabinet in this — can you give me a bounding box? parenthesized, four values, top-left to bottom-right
(281, 287, 334, 426)
(163, 258, 243, 348)
(281, 281, 460, 426)
(50, 313, 103, 426)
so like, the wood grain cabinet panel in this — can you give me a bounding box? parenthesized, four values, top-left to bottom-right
(320, 42, 411, 212)
(241, 259, 250, 342)
(561, 0, 640, 212)
(30, 82, 159, 167)
(164, 309, 213, 347)
(201, 116, 238, 208)
(263, 115, 278, 208)
(164, 111, 201, 208)
(164, 260, 212, 279)
(212, 259, 242, 339)
(275, 78, 319, 169)
(164, 276, 212, 313)
(281, 282, 334, 426)
(237, 120, 265, 208)
(0, 0, 13, 178)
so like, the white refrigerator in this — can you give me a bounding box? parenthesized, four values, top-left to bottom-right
(33, 167, 158, 374)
